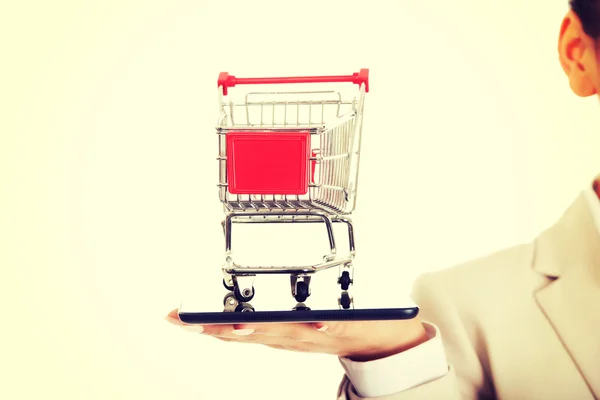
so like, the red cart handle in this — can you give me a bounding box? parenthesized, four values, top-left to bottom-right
(218, 69, 369, 95)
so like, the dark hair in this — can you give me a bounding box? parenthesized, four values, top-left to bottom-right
(570, 0, 600, 39)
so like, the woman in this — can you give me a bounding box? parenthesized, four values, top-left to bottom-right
(166, 2, 600, 398)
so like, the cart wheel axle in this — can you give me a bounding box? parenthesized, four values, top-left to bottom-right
(234, 285, 255, 302)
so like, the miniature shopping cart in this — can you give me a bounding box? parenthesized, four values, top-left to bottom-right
(216, 69, 369, 310)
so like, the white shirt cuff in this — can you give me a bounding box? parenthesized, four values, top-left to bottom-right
(338, 322, 449, 398)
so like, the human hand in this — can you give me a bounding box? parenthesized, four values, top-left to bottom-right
(165, 309, 429, 362)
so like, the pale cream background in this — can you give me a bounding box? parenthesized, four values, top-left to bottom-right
(2, 0, 600, 399)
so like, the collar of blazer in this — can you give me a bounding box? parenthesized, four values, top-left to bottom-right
(532, 190, 600, 398)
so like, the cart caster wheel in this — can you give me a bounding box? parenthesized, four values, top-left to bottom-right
(338, 271, 352, 291)
(340, 291, 352, 309)
(223, 292, 237, 306)
(223, 278, 234, 291)
(235, 303, 255, 313)
(234, 286, 255, 302)
(294, 281, 310, 303)
(293, 303, 311, 311)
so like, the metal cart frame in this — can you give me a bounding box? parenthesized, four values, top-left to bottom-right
(215, 70, 369, 309)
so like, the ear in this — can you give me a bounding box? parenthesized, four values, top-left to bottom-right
(558, 10, 598, 97)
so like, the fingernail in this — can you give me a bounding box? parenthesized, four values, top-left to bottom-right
(317, 325, 328, 332)
(181, 325, 205, 333)
(165, 316, 183, 326)
(231, 328, 255, 336)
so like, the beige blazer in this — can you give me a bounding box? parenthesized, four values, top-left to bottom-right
(338, 192, 600, 400)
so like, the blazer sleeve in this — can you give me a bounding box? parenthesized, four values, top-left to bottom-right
(336, 272, 495, 400)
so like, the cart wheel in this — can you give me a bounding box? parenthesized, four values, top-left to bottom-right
(294, 281, 310, 303)
(338, 271, 352, 291)
(293, 303, 311, 311)
(223, 278, 234, 291)
(234, 285, 255, 302)
(340, 291, 352, 309)
(235, 303, 255, 313)
(223, 292, 237, 306)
